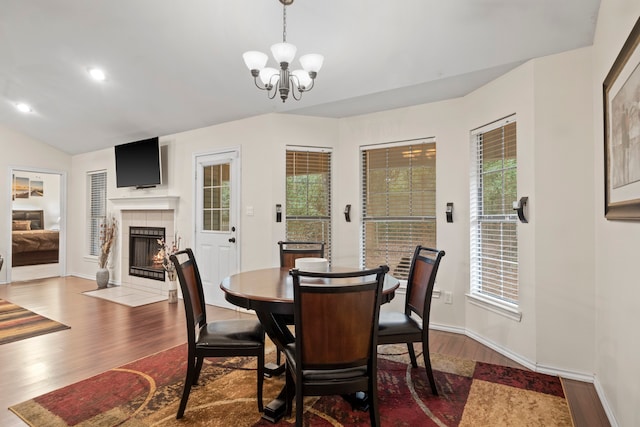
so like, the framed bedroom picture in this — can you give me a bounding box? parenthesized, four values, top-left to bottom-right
(30, 180, 44, 197)
(13, 176, 29, 199)
(603, 17, 640, 220)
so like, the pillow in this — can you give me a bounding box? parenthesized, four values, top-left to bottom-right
(12, 220, 31, 231)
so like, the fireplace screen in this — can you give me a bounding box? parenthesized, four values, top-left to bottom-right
(129, 226, 165, 281)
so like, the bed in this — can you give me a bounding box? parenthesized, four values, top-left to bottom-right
(12, 210, 59, 267)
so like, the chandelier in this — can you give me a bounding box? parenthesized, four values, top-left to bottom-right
(242, 0, 324, 103)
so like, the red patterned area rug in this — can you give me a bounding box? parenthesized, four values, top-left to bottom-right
(0, 299, 70, 345)
(9, 344, 573, 426)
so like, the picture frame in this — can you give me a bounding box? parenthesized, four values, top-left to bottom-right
(603, 17, 640, 220)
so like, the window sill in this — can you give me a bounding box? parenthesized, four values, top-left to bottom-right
(465, 293, 522, 322)
(84, 255, 99, 264)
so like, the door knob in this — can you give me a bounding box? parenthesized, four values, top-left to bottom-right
(228, 237, 236, 243)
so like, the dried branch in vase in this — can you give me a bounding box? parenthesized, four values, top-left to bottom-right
(157, 234, 181, 272)
(98, 215, 117, 269)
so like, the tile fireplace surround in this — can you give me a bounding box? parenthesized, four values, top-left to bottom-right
(110, 196, 178, 296)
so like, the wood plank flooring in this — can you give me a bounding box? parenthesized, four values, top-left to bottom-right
(0, 276, 610, 426)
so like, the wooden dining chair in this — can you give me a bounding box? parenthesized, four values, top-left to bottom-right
(377, 245, 445, 395)
(278, 240, 325, 268)
(170, 248, 265, 419)
(274, 240, 325, 367)
(285, 265, 388, 427)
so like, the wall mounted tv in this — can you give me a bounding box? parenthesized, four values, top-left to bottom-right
(115, 137, 162, 188)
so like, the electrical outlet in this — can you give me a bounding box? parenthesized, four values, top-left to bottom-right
(444, 291, 453, 304)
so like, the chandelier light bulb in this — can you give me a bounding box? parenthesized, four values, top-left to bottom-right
(299, 54, 324, 73)
(270, 42, 297, 65)
(243, 51, 268, 72)
(259, 67, 280, 86)
(291, 69, 312, 89)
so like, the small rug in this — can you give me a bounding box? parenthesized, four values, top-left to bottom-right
(0, 299, 70, 345)
(9, 344, 573, 426)
(83, 287, 167, 307)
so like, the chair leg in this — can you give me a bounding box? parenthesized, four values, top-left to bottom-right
(368, 377, 380, 427)
(193, 356, 205, 385)
(257, 348, 264, 412)
(285, 363, 294, 417)
(295, 375, 303, 427)
(422, 342, 438, 395)
(276, 349, 282, 366)
(176, 357, 197, 419)
(407, 342, 418, 368)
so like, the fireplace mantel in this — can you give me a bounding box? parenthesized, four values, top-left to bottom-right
(110, 196, 179, 211)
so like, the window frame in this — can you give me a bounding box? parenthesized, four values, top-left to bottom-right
(87, 170, 107, 258)
(285, 146, 332, 261)
(360, 138, 437, 283)
(468, 115, 522, 320)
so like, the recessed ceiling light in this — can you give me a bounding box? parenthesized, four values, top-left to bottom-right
(16, 103, 32, 113)
(89, 68, 106, 81)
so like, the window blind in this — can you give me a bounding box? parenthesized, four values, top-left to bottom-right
(286, 148, 332, 260)
(361, 140, 436, 280)
(470, 117, 518, 304)
(88, 171, 107, 256)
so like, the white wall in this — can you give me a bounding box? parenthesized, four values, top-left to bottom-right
(0, 125, 71, 283)
(532, 48, 596, 376)
(593, 1, 640, 426)
(463, 62, 539, 363)
(68, 114, 339, 280)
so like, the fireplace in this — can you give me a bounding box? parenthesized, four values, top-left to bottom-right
(129, 226, 165, 281)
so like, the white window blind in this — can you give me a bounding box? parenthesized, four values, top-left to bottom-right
(285, 148, 332, 260)
(88, 171, 107, 256)
(470, 117, 519, 305)
(361, 140, 436, 280)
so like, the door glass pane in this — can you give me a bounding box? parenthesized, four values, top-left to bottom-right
(203, 163, 230, 231)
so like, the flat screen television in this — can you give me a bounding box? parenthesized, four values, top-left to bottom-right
(115, 137, 162, 188)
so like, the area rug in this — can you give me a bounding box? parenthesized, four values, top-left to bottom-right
(9, 344, 573, 426)
(83, 287, 167, 307)
(0, 299, 70, 345)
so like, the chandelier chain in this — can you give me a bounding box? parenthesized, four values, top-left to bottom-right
(282, 3, 287, 43)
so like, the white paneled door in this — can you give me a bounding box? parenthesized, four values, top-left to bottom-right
(194, 150, 240, 308)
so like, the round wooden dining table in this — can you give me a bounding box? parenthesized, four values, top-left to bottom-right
(220, 266, 399, 423)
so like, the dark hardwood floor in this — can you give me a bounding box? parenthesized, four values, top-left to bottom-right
(0, 276, 610, 426)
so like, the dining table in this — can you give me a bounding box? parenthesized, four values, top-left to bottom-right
(220, 266, 400, 423)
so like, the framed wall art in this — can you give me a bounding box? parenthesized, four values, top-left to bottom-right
(603, 17, 640, 220)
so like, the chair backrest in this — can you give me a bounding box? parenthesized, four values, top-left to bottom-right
(278, 241, 325, 268)
(290, 266, 388, 370)
(170, 249, 207, 343)
(405, 246, 445, 322)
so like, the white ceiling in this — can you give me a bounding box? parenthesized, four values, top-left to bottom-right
(0, 0, 601, 155)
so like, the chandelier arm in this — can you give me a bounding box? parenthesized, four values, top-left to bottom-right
(266, 82, 279, 100)
(290, 80, 302, 101)
(253, 76, 268, 91)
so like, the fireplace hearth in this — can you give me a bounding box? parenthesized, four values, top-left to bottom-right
(129, 226, 165, 281)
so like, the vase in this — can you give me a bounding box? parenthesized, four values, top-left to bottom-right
(167, 269, 178, 304)
(96, 268, 109, 289)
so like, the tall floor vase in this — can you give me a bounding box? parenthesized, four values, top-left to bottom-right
(96, 268, 109, 289)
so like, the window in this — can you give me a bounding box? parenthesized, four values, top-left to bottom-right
(88, 171, 107, 256)
(285, 148, 332, 259)
(470, 117, 519, 306)
(203, 163, 230, 231)
(361, 139, 436, 280)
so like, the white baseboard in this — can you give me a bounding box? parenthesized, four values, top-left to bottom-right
(431, 322, 595, 380)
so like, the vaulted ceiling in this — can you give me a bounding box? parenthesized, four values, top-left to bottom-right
(0, 0, 601, 155)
